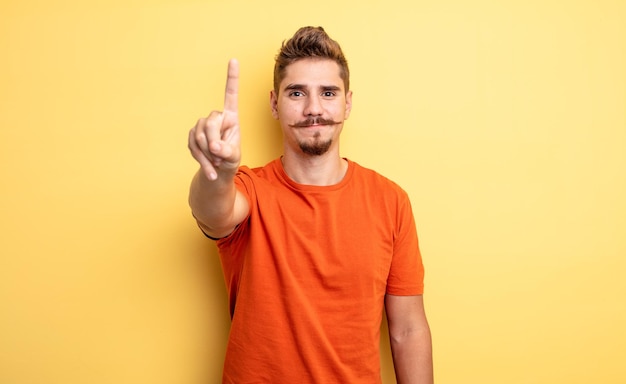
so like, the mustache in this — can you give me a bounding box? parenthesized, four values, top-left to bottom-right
(289, 117, 341, 128)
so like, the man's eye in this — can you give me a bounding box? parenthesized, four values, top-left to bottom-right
(290, 91, 304, 97)
(323, 91, 336, 97)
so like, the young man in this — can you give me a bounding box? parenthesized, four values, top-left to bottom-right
(188, 26, 433, 384)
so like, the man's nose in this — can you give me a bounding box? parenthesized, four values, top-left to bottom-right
(304, 95, 323, 116)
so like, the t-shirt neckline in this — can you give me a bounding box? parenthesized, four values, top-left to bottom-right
(271, 157, 355, 192)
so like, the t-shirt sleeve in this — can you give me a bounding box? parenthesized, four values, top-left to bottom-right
(386, 192, 425, 295)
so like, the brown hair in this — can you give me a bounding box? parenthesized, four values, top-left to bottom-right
(273, 26, 350, 94)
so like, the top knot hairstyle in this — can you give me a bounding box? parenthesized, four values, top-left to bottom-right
(273, 26, 350, 95)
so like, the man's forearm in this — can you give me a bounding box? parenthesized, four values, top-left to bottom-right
(189, 168, 239, 236)
(390, 327, 433, 384)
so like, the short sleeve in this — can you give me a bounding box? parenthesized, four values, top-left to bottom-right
(386, 193, 425, 295)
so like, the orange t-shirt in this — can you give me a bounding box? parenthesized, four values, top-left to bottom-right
(214, 158, 424, 383)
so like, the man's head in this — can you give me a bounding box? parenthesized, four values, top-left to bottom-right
(273, 26, 350, 96)
(270, 27, 353, 159)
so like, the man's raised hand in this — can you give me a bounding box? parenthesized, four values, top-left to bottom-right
(189, 59, 241, 181)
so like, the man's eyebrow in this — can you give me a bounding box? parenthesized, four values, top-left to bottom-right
(284, 84, 306, 91)
(321, 85, 342, 92)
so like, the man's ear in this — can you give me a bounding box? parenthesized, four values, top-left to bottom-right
(344, 90, 353, 119)
(270, 90, 279, 119)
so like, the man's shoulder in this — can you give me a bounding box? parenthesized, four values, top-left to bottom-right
(238, 158, 279, 179)
(348, 159, 406, 194)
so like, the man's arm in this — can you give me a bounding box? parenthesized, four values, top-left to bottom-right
(385, 294, 434, 384)
(188, 59, 249, 238)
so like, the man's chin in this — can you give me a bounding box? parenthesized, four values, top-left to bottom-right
(299, 139, 332, 156)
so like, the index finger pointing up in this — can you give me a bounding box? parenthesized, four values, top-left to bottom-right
(223, 58, 239, 113)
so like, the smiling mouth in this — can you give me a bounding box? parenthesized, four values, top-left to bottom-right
(289, 117, 340, 128)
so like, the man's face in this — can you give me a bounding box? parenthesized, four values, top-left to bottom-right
(270, 58, 352, 157)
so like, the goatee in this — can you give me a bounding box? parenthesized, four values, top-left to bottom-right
(299, 135, 332, 156)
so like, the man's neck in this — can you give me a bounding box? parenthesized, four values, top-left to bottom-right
(281, 150, 348, 186)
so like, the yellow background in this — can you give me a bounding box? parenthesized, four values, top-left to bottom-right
(1, 0, 625, 383)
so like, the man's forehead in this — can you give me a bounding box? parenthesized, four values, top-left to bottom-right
(281, 58, 343, 88)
